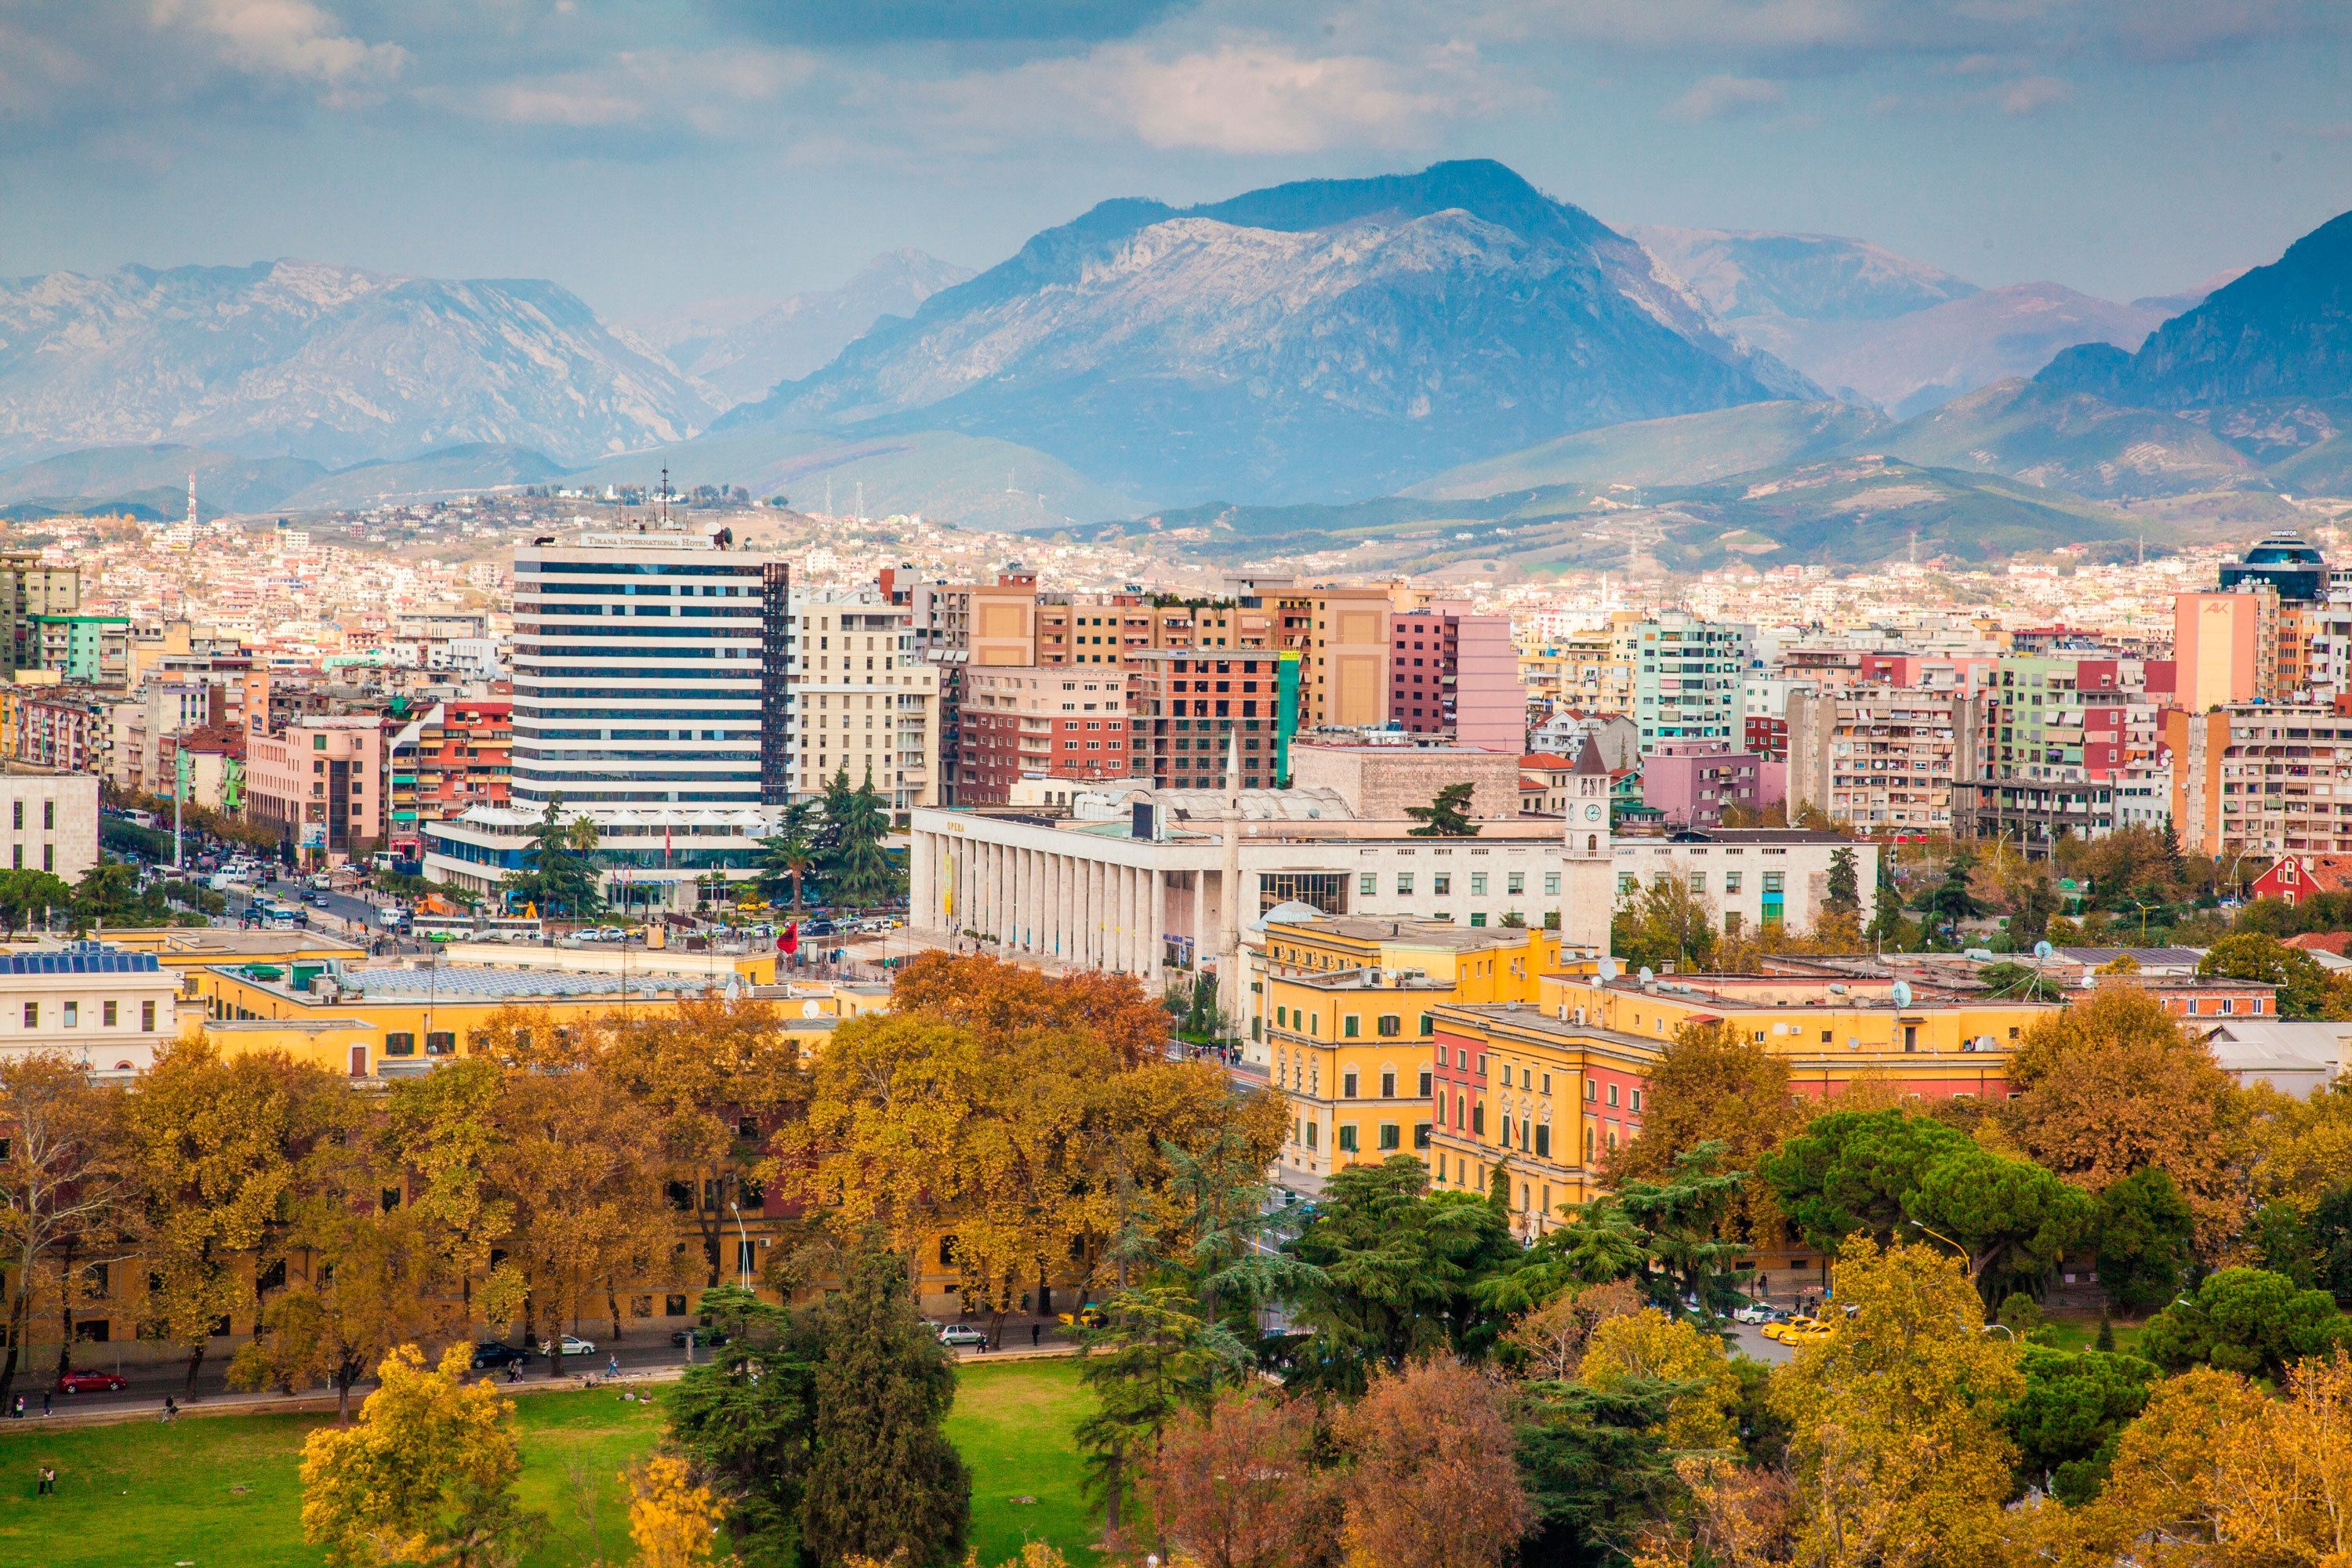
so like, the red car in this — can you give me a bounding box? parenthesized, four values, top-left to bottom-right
(56, 1370, 126, 1393)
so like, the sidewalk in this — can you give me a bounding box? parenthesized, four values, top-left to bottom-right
(12, 1365, 688, 1432)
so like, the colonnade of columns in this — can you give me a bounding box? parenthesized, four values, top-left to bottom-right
(913, 830, 1164, 982)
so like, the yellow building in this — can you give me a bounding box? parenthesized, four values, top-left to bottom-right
(190, 959, 830, 1077)
(1253, 916, 1584, 1194)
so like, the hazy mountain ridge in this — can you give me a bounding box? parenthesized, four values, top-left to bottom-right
(0, 261, 713, 468)
(631, 249, 973, 408)
(715, 161, 1817, 504)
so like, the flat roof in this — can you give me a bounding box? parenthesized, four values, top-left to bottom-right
(216, 963, 727, 1004)
(1263, 916, 1536, 952)
(27, 929, 365, 961)
(1433, 1001, 1655, 1050)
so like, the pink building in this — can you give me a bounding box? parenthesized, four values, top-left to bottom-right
(245, 716, 387, 864)
(1641, 740, 1767, 829)
(1390, 604, 1523, 750)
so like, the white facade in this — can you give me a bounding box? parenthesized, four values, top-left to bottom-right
(789, 586, 939, 816)
(1613, 829, 1880, 938)
(0, 942, 190, 1078)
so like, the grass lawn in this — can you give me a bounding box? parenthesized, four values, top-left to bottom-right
(2037, 1313, 2151, 1356)
(948, 1358, 1101, 1566)
(0, 1359, 1094, 1567)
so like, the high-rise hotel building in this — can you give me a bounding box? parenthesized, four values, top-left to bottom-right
(423, 523, 791, 911)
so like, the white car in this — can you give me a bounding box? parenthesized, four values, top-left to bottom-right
(541, 1334, 598, 1358)
(937, 1325, 989, 1349)
(1733, 1304, 1777, 1325)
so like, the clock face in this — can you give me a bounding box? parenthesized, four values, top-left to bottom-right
(1584, 804, 1603, 822)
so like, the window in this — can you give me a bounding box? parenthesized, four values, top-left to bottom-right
(1359, 872, 1376, 895)
(1762, 871, 1785, 893)
(1544, 872, 1560, 895)
(61, 1001, 75, 1027)
(20, 1003, 33, 1028)
(1508, 872, 1524, 895)
(1305, 1120, 1317, 1149)
(1534, 1124, 1552, 1158)
(1414, 1122, 1432, 1149)
(1472, 1101, 1485, 1135)
(1381, 1069, 1396, 1097)
(1689, 872, 1706, 894)
(1341, 1069, 1359, 1098)
(1617, 873, 1638, 895)
(1377, 1014, 1401, 1037)
(1344, 1014, 1360, 1038)
(383, 1032, 416, 1057)
(1469, 913, 1486, 927)
(426, 1032, 456, 1056)
(1396, 872, 1414, 895)
(1585, 1080, 1597, 1101)
(1419, 1068, 1432, 1097)
(1470, 873, 1487, 895)
(1420, 1014, 1434, 1036)
(1541, 1073, 1552, 1094)
(1725, 871, 1742, 893)
(1378, 1123, 1400, 1151)
(1433, 873, 1452, 895)
(103, 1000, 118, 1026)
(1632, 1090, 1643, 1112)
(1338, 1124, 1359, 1153)
(141, 1000, 156, 1031)
(1276, 1005, 1287, 1028)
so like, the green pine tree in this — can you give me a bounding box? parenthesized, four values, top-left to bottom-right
(1074, 1283, 1240, 1542)
(1406, 781, 1481, 837)
(662, 1284, 818, 1567)
(818, 767, 903, 910)
(501, 796, 604, 920)
(1825, 846, 1860, 915)
(798, 1247, 970, 1567)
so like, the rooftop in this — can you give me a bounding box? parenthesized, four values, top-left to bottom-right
(1262, 915, 1544, 953)
(219, 961, 728, 1004)
(0, 941, 158, 975)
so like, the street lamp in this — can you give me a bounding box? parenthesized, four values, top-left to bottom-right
(1906, 1218, 1968, 1263)
(728, 1200, 752, 1290)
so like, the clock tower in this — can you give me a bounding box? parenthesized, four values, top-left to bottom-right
(1561, 742, 1614, 953)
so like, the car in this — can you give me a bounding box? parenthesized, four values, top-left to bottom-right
(938, 1325, 990, 1348)
(468, 1342, 534, 1370)
(805, 919, 837, 937)
(540, 1334, 598, 1359)
(594, 927, 625, 942)
(670, 1327, 730, 1348)
(56, 1370, 128, 1393)
(1732, 1303, 1780, 1326)
(1056, 1305, 1108, 1329)
(304, 891, 328, 906)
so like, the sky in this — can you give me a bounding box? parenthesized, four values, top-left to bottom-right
(1, 0, 2347, 320)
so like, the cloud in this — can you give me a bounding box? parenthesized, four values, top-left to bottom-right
(701, 0, 1197, 45)
(153, 0, 408, 83)
(434, 46, 816, 136)
(1668, 74, 1786, 120)
(1113, 44, 1446, 154)
(1998, 74, 2071, 114)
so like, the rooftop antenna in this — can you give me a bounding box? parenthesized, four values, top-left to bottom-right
(658, 467, 672, 527)
(186, 472, 197, 532)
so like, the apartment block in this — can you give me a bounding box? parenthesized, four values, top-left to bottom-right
(2169, 704, 2352, 860)
(1125, 649, 1298, 791)
(794, 586, 939, 815)
(1274, 587, 1391, 729)
(959, 666, 1132, 805)
(2174, 587, 2278, 713)
(1618, 610, 1753, 753)
(1388, 604, 1523, 749)
(1788, 687, 1991, 833)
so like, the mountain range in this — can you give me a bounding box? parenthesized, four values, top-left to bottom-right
(0, 261, 710, 469)
(0, 160, 2346, 564)
(712, 161, 1817, 503)
(626, 249, 973, 408)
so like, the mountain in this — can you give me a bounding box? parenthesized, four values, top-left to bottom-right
(0, 444, 325, 514)
(274, 443, 570, 511)
(632, 251, 973, 408)
(1405, 400, 1889, 500)
(2038, 209, 2352, 466)
(714, 161, 1816, 504)
(563, 426, 1137, 534)
(1630, 227, 1978, 325)
(1869, 379, 2260, 499)
(0, 261, 713, 468)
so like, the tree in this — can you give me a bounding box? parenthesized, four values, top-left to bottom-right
(2199, 931, 2347, 1020)
(2091, 1166, 2197, 1312)
(1612, 874, 1718, 974)
(1513, 1378, 1688, 1566)
(1282, 1157, 1519, 1394)
(1577, 1308, 1741, 1450)
(629, 1457, 730, 1568)
(890, 951, 1172, 1072)
(1769, 1240, 2023, 1568)
(1913, 851, 1983, 933)
(1406, 782, 1481, 838)
(799, 1246, 971, 1568)
(122, 1041, 350, 1395)
(1613, 1142, 1753, 1319)
(663, 1284, 818, 1568)
(1143, 1385, 1334, 1568)
(1973, 960, 2068, 1003)
(2070, 1365, 2266, 1563)
(1336, 1359, 1532, 1568)
(818, 767, 902, 909)
(2138, 1266, 2345, 1377)
(1077, 1284, 1240, 1542)
(299, 1343, 538, 1568)
(0, 869, 72, 934)
(1756, 1109, 1973, 1254)
(1902, 1147, 2096, 1304)
(1824, 847, 1860, 917)
(2005, 1344, 2157, 1504)
(0, 1053, 120, 1399)
(2000, 985, 2241, 1253)
(1501, 1279, 1645, 1382)
(1606, 1024, 1802, 1251)
(757, 800, 822, 913)
(501, 796, 604, 920)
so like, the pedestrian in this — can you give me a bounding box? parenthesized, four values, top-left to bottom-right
(162, 1396, 176, 1423)
(606, 1354, 620, 1380)
(41, 1391, 49, 1417)
(9, 1396, 20, 1420)
(37, 1464, 53, 1496)
(1030, 1323, 1040, 1348)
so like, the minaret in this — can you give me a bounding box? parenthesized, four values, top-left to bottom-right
(1561, 739, 1614, 954)
(187, 473, 198, 532)
(1218, 727, 1243, 1031)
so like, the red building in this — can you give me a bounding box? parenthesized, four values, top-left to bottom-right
(415, 699, 512, 818)
(2249, 853, 2352, 909)
(956, 666, 1131, 805)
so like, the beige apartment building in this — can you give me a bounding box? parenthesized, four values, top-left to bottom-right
(2169, 703, 2352, 860)
(2174, 588, 2278, 713)
(0, 554, 78, 674)
(1275, 586, 1392, 728)
(0, 764, 100, 882)
(794, 587, 939, 815)
(1788, 687, 1992, 833)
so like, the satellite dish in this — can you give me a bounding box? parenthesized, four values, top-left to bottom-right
(1637, 966, 1654, 987)
(1596, 957, 1619, 983)
(1892, 979, 1913, 1009)
(2033, 940, 2054, 960)
(800, 1000, 821, 1018)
